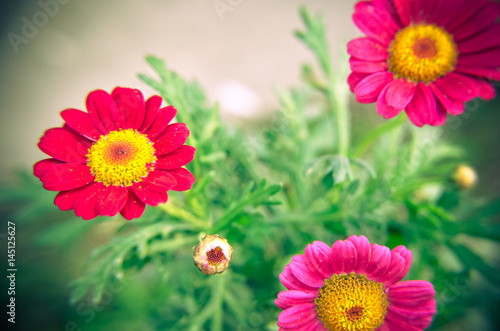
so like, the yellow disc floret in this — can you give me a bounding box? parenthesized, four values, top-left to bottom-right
(87, 129, 156, 186)
(315, 273, 388, 331)
(388, 24, 458, 83)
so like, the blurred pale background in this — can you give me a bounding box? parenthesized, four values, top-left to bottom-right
(0, 0, 357, 180)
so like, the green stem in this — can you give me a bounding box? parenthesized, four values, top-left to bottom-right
(148, 235, 199, 254)
(158, 204, 208, 230)
(327, 78, 349, 156)
(351, 115, 406, 158)
(211, 273, 226, 331)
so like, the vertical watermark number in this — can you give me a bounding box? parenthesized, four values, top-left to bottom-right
(6, 221, 16, 324)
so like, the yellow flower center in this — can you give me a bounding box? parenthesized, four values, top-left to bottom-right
(87, 129, 156, 186)
(315, 273, 388, 331)
(388, 24, 458, 83)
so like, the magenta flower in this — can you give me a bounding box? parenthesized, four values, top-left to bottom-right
(275, 235, 436, 330)
(348, 0, 500, 126)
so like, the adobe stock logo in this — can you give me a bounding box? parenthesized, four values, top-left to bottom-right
(6, 0, 71, 54)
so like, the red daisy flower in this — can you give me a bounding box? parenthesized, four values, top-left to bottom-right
(348, 0, 500, 126)
(34, 87, 196, 220)
(275, 235, 436, 330)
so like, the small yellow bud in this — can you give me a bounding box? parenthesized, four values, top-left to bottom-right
(453, 164, 477, 189)
(193, 234, 233, 275)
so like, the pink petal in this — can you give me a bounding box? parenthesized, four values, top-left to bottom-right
(429, 83, 464, 115)
(352, 1, 397, 45)
(38, 126, 91, 163)
(290, 255, 325, 288)
(279, 265, 319, 293)
(472, 78, 496, 100)
(380, 250, 406, 287)
(120, 189, 146, 220)
(275, 291, 316, 309)
(155, 145, 196, 169)
(34, 158, 63, 179)
(330, 239, 357, 274)
(74, 182, 105, 220)
(364, 244, 391, 281)
(145, 106, 177, 141)
(391, 246, 412, 279)
(434, 72, 478, 102)
(392, 0, 411, 26)
(458, 25, 500, 54)
(382, 313, 425, 331)
(377, 79, 415, 119)
(96, 185, 129, 216)
(85, 89, 120, 133)
(61, 108, 102, 141)
(304, 241, 333, 279)
(388, 300, 437, 323)
(346, 235, 371, 273)
(132, 182, 168, 206)
(388, 280, 435, 306)
(445, 0, 490, 32)
(349, 58, 389, 74)
(354, 71, 393, 103)
(277, 303, 317, 329)
(431, 101, 448, 126)
(111, 87, 146, 130)
(455, 66, 500, 80)
(140, 95, 163, 132)
(405, 83, 436, 127)
(372, 0, 404, 27)
(452, 3, 500, 42)
(154, 123, 190, 156)
(39, 163, 94, 191)
(458, 47, 500, 67)
(142, 170, 177, 192)
(348, 72, 370, 92)
(347, 38, 389, 61)
(54, 185, 89, 211)
(163, 168, 195, 191)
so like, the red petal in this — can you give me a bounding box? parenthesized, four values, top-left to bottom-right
(352, 1, 398, 45)
(405, 83, 437, 127)
(74, 182, 105, 220)
(379, 78, 415, 117)
(140, 95, 163, 132)
(39, 163, 95, 191)
(354, 71, 393, 103)
(132, 182, 168, 206)
(455, 66, 500, 80)
(154, 123, 190, 156)
(54, 185, 89, 211)
(163, 167, 195, 191)
(85, 89, 120, 133)
(458, 25, 500, 54)
(452, 3, 500, 42)
(445, 0, 490, 32)
(120, 189, 146, 220)
(111, 87, 146, 130)
(392, 0, 411, 26)
(61, 108, 102, 141)
(434, 72, 478, 102)
(429, 83, 465, 115)
(347, 38, 389, 61)
(472, 78, 496, 100)
(38, 127, 91, 163)
(458, 47, 500, 67)
(96, 185, 128, 216)
(431, 101, 448, 127)
(155, 145, 196, 169)
(142, 170, 177, 192)
(34, 158, 63, 179)
(349, 58, 388, 73)
(145, 106, 177, 141)
(347, 72, 370, 92)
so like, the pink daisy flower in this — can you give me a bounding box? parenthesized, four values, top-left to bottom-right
(348, 0, 500, 126)
(275, 235, 436, 330)
(34, 87, 196, 220)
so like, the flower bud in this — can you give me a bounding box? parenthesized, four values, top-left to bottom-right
(193, 234, 233, 275)
(453, 164, 477, 189)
